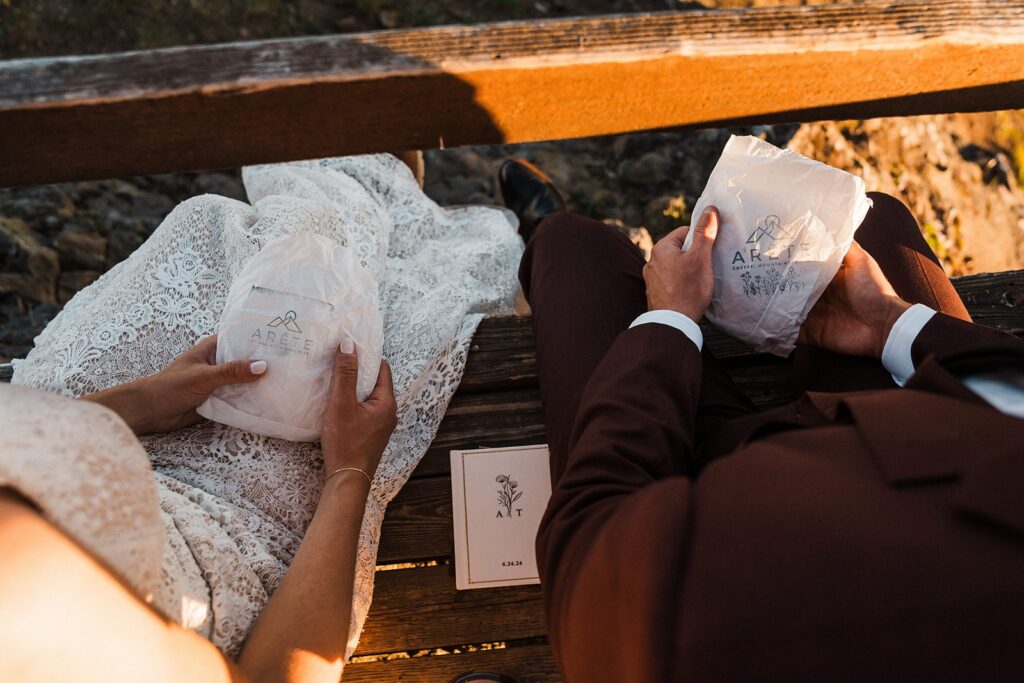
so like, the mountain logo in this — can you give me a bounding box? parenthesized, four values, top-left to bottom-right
(266, 310, 302, 334)
(746, 215, 793, 245)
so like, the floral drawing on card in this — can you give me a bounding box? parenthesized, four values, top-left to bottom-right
(496, 474, 523, 518)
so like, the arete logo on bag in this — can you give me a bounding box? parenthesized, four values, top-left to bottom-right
(731, 214, 809, 298)
(745, 215, 793, 246)
(250, 309, 316, 356)
(266, 310, 303, 333)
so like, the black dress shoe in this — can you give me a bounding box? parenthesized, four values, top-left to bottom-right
(498, 159, 566, 242)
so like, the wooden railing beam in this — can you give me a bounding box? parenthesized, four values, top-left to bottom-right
(2, 0, 1024, 186)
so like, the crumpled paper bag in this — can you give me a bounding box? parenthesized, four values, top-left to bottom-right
(198, 232, 383, 441)
(684, 135, 873, 356)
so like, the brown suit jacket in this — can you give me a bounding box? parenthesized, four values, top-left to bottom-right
(536, 313, 1024, 682)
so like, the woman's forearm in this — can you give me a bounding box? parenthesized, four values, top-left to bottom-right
(237, 471, 370, 683)
(80, 380, 153, 433)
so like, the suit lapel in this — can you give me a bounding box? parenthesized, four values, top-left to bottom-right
(834, 386, 1024, 536)
(839, 390, 965, 485)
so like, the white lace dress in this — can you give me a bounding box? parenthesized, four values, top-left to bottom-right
(2, 154, 523, 661)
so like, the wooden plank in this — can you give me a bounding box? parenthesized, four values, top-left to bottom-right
(379, 477, 453, 564)
(460, 315, 538, 393)
(4, 1, 1024, 185)
(414, 389, 547, 479)
(345, 642, 560, 683)
(356, 565, 546, 656)
(951, 269, 1024, 332)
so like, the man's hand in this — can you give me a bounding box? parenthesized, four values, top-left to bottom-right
(643, 206, 720, 321)
(800, 241, 912, 358)
(82, 335, 267, 434)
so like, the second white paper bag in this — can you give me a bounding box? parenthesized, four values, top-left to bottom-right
(686, 135, 873, 356)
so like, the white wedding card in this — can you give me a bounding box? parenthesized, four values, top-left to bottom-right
(450, 444, 552, 590)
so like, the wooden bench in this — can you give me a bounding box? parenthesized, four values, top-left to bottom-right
(4, 0, 1024, 679)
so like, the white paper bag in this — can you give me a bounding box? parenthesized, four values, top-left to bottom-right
(198, 232, 383, 441)
(685, 135, 873, 356)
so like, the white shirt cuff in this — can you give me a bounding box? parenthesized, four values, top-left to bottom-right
(630, 310, 703, 351)
(881, 303, 937, 386)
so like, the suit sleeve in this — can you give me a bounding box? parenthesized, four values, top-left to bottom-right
(535, 322, 702, 681)
(902, 312, 1024, 417)
(911, 312, 1024, 368)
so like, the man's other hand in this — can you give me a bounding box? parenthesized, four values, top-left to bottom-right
(643, 206, 720, 322)
(800, 241, 912, 358)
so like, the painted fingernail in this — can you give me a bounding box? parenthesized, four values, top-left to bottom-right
(250, 360, 268, 375)
(340, 338, 355, 354)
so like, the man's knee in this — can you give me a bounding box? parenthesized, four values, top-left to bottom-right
(858, 191, 918, 245)
(521, 211, 633, 298)
(866, 191, 912, 215)
(530, 210, 599, 248)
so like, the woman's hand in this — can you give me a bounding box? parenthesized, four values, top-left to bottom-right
(800, 241, 911, 358)
(320, 339, 397, 483)
(82, 335, 266, 434)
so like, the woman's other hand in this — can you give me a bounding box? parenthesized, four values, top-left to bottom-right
(82, 335, 266, 434)
(320, 339, 397, 484)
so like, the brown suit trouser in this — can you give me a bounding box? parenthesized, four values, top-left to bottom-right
(518, 193, 971, 480)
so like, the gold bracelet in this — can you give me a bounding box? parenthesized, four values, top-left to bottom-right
(324, 467, 372, 487)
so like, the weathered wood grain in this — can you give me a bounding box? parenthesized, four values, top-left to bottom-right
(345, 642, 560, 683)
(4, 1, 1024, 185)
(356, 565, 546, 656)
(378, 477, 453, 564)
(460, 315, 538, 392)
(949, 269, 1024, 330)
(413, 388, 548, 478)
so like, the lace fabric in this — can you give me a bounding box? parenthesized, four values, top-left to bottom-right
(7, 154, 523, 660)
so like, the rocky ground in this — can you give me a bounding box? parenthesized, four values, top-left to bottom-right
(3, 1, 1024, 361)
